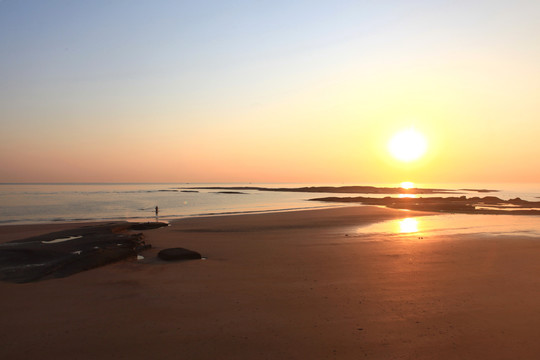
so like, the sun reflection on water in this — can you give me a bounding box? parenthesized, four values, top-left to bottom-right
(399, 218, 419, 233)
(398, 194, 417, 198)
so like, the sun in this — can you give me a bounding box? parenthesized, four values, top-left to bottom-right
(400, 181, 415, 189)
(388, 128, 427, 162)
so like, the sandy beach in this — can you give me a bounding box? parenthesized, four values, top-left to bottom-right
(2, 206, 540, 359)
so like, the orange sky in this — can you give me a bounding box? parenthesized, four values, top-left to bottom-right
(1, 1, 539, 184)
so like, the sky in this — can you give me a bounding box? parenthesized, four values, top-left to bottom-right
(1, 0, 539, 184)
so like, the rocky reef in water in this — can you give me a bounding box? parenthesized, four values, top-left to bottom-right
(309, 196, 540, 215)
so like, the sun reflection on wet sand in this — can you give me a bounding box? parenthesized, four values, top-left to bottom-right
(357, 214, 540, 237)
(398, 218, 419, 233)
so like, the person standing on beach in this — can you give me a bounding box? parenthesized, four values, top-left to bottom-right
(155, 206, 159, 216)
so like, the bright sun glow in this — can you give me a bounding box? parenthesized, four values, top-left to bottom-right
(400, 181, 415, 189)
(388, 128, 427, 162)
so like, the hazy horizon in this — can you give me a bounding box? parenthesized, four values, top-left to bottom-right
(1, 1, 539, 184)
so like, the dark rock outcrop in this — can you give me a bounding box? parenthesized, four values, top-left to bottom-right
(158, 248, 202, 261)
(129, 222, 168, 230)
(0, 222, 158, 283)
(460, 188, 497, 193)
(215, 191, 246, 194)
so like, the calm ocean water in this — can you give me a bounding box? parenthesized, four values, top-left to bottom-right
(0, 183, 341, 225)
(0, 183, 539, 230)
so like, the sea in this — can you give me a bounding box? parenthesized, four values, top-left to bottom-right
(0, 182, 539, 236)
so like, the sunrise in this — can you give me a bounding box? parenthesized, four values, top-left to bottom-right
(1, 1, 539, 359)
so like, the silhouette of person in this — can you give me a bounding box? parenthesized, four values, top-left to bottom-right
(155, 206, 159, 216)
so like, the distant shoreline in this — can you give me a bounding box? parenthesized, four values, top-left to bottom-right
(179, 185, 499, 194)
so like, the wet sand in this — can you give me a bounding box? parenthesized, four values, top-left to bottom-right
(2, 206, 540, 359)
